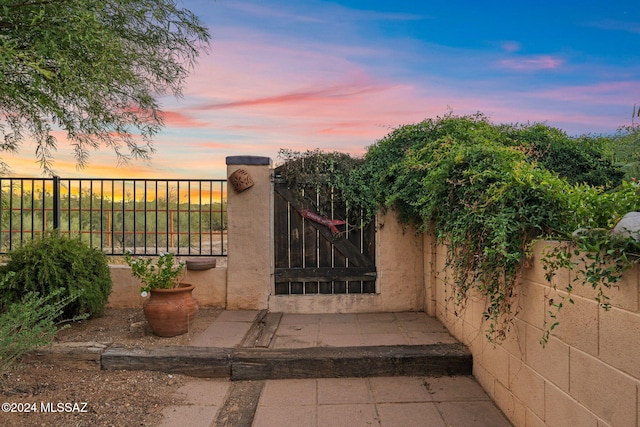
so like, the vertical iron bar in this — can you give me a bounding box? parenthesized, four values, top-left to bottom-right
(122, 181, 125, 252)
(100, 180, 104, 251)
(42, 179, 46, 235)
(78, 180, 82, 240)
(8, 179, 13, 250)
(301, 188, 306, 295)
(198, 181, 202, 254)
(143, 181, 148, 254)
(133, 180, 137, 254)
(111, 180, 115, 254)
(220, 181, 224, 255)
(188, 181, 192, 254)
(89, 181, 93, 248)
(209, 182, 213, 253)
(155, 180, 159, 253)
(65, 179, 69, 237)
(42, 179, 47, 235)
(30, 180, 34, 241)
(165, 181, 170, 254)
(287, 198, 292, 294)
(316, 190, 320, 269)
(217, 181, 220, 255)
(38, 179, 43, 238)
(52, 176, 60, 235)
(19, 179, 24, 244)
(176, 181, 180, 253)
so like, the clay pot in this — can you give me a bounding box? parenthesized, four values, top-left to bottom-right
(143, 283, 199, 337)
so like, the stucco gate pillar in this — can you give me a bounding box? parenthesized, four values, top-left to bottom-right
(225, 156, 273, 310)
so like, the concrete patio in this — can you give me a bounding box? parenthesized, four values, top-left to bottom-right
(135, 310, 513, 427)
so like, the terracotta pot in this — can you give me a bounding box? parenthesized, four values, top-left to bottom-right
(143, 283, 199, 337)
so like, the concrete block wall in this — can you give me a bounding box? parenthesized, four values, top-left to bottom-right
(427, 236, 640, 427)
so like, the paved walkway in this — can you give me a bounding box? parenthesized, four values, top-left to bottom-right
(157, 311, 512, 427)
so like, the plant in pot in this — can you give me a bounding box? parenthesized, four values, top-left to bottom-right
(125, 252, 199, 337)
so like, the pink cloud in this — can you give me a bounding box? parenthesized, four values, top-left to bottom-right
(498, 55, 564, 71)
(182, 31, 394, 105)
(159, 111, 207, 128)
(195, 81, 387, 111)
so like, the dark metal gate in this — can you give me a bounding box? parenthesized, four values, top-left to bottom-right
(273, 181, 376, 295)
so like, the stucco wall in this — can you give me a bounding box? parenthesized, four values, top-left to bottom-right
(107, 208, 424, 313)
(107, 263, 227, 308)
(225, 156, 273, 310)
(427, 236, 640, 427)
(107, 155, 424, 313)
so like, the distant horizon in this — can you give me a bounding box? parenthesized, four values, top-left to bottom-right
(5, 0, 639, 179)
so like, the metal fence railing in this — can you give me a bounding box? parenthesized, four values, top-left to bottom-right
(0, 177, 227, 256)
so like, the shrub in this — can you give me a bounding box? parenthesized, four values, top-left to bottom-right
(0, 285, 80, 373)
(0, 234, 112, 319)
(609, 125, 640, 181)
(564, 180, 640, 231)
(504, 123, 624, 189)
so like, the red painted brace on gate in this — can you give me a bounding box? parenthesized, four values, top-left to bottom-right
(298, 209, 346, 234)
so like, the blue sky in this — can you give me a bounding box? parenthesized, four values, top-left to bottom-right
(12, 0, 640, 178)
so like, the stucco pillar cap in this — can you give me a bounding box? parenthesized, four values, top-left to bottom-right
(226, 156, 271, 166)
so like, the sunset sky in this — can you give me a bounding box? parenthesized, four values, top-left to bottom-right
(8, 0, 640, 178)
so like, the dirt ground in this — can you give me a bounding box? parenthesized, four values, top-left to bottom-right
(0, 308, 222, 427)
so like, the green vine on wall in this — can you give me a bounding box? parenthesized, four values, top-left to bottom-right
(276, 149, 377, 228)
(541, 230, 640, 344)
(278, 113, 640, 345)
(362, 113, 582, 343)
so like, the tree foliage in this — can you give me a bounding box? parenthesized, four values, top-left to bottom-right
(0, 0, 210, 174)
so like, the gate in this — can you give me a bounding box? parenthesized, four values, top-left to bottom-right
(273, 178, 376, 295)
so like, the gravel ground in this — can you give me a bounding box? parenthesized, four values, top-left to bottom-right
(0, 308, 222, 427)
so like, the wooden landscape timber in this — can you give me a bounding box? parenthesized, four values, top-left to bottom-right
(28, 340, 472, 381)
